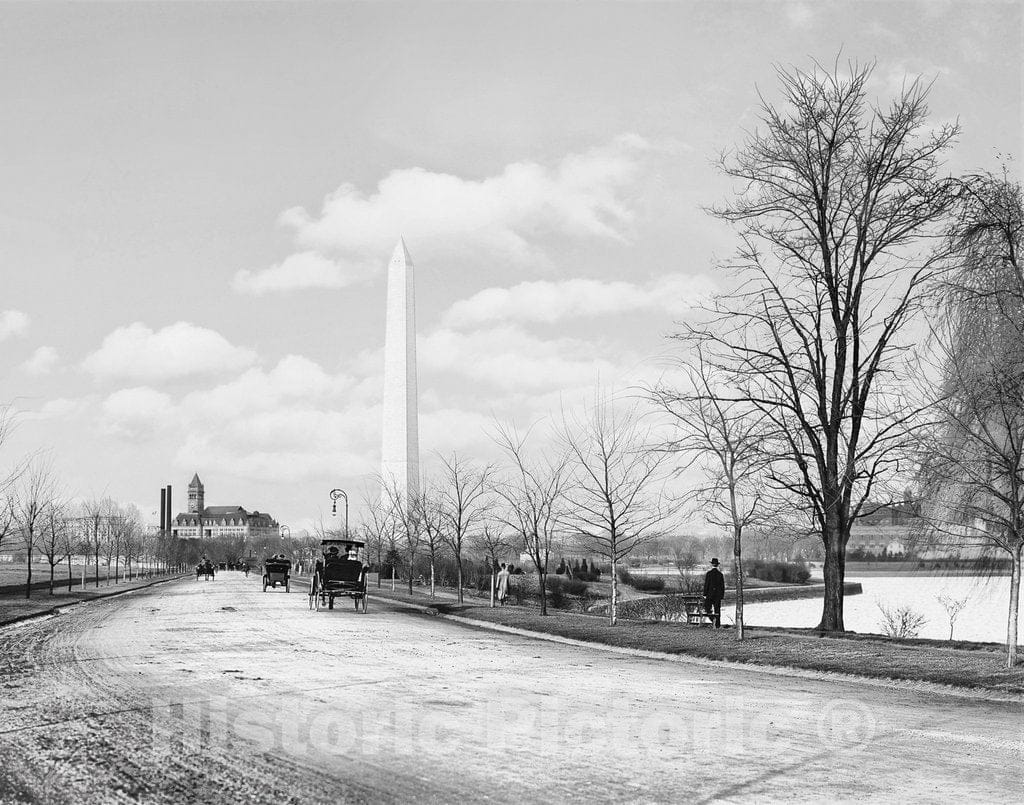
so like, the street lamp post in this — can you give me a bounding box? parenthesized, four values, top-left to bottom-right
(330, 488, 349, 538)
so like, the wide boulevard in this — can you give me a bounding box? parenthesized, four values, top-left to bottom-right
(1, 574, 1021, 804)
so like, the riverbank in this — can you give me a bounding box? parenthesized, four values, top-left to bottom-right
(843, 560, 1012, 576)
(365, 586, 1023, 698)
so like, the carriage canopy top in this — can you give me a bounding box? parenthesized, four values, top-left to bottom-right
(320, 537, 366, 549)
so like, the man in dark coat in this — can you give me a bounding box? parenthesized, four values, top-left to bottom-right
(703, 557, 725, 628)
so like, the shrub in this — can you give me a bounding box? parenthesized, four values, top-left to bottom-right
(547, 576, 590, 596)
(630, 575, 666, 593)
(616, 567, 665, 592)
(876, 601, 927, 639)
(746, 560, 810, 584)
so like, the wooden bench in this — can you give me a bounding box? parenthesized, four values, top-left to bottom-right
(681, 594, 718, 625)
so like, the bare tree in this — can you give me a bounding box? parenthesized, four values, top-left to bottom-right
(81, 497, 114, 588)
(0, 405, 23, 558)
(493, 421, 569, 616)
(39, 499, 72, 595)
(687, 60, 957, 631)
(414, 483, 447, 598)
(0, 495, 16, 564)
(917, 169, 1024, 666)
(437, 452, 494, 604)
(475, 521, 512, 568)
(651, 351, 778, 639)
(382, 475, 422, 594)
(560, 394, 674, 625)
(938, 593, 969, 641)
(359, 486, 396, 588)
(14, 457, 59, 599)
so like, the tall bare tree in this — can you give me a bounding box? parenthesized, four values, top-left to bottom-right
(651, 351, 776, 639)
(382, 475, 422, 594)
(39, 499, 72, 594)
(14, 457, 58, 599)
(493, 422, 569, 616)
(0, 405, 23, 557)
(918, 169, 1024, 667)
(438, 452, 494, 604)
(688, 60, 957, 630)
(560, 395, 674, 625)
(414, 483, 447, 599)
(81, 497, 114, 588)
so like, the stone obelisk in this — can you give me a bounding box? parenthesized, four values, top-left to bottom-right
(381, 238, 420, 503)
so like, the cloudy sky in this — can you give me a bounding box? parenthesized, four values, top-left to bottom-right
(1, 1, 1020, 532)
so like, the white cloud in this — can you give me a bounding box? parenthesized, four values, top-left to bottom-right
(239, 135, 651, 294)
(421, 325, 626, 391)
(178, 355, 355, 423)
(20, 346, 60, 375)
(232, 251, 374, 295)
(440, 274, 713, 329)
(100, 387, 174, 439)
(0, 309, 29, 340)
(82, 322, 258, 382)
(21, 396, 95, 422)
(785, 3, 814, 29)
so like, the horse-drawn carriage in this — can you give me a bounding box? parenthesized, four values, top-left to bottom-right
(263, 555, 291, 592)
(196, 559, 215, 581)
(308, 538, 367, 613)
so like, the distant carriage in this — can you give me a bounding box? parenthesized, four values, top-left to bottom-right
(308, 538, 367, 613)
(263, 556, 291, 592)
(196, 560, 215, 581)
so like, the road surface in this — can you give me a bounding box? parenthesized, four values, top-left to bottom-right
(1, 574, 1021, 803)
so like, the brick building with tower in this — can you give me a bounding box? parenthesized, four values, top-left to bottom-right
(169, 474, 280, 540)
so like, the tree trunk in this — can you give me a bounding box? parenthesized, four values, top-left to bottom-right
(25, 541, 32, 599)
(115, 555, 119, 584)
(95, 547, 100, 589)
(1006, 544, 1021, 669)
(430, 560, 435, 600)
(610, 558, 618, 626)
(48, 562, 55, 595)
(67, 554, 73, 592)
(733, 524, 745, 641)
(538, 571, 547, 616)
(391, 564, 396, 592)
(456, 556, 464, 604)
(817, 519, 847, 631)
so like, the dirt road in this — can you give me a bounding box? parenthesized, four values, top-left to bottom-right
(1, 574, 1021, 803)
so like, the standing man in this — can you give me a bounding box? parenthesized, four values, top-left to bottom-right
(703, 557, 725, 628)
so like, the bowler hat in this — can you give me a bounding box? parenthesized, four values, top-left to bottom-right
(711, 557, 720, 566)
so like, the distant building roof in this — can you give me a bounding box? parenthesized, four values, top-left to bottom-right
(173, 505, 278, 527)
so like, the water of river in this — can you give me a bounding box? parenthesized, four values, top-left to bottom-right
(741, 575, 1019, 643)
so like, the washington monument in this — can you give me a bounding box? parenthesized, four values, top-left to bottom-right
(381, 238, 420, 503)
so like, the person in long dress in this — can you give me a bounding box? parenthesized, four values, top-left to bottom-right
(496, 563, 511, 606)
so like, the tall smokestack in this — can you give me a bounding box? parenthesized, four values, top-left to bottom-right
(165, 485, 172, 532)
(160, 488, 166, 533)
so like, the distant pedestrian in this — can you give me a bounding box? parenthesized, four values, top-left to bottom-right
(703, 558, 725, 628)
(496, 563, 511, 606)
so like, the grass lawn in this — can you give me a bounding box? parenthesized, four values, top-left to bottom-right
(371, 587, 1024, 697)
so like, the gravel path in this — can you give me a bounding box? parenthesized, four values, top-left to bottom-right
(1, 573, 1021, 803)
